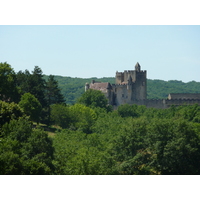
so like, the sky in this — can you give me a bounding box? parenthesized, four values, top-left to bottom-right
(0, 25, 200, 82)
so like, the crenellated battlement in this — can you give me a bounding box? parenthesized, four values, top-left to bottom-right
(116, 72, 124, 75)
(115, 63, 146, 85)
(139, 70, 146, 73)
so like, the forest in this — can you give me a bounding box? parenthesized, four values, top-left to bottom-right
(1, 62, 200, 175)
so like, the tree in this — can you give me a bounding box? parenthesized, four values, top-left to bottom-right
(19, 93, 42, 123)
(0, 100, 24, 128)
(45, 75, 65, 124)
(46, 75, 65, 105)
(77, 89, 112, 112)
(50, 104, 71, 128)
(16, 69, 32, 96)
(69, 104, 97, 134)
(30, 66, 47, 107)
(0, 62, 19, 102)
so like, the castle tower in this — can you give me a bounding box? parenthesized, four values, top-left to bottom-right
(114, 62, 147, 105)
(133, 62, 147, 100)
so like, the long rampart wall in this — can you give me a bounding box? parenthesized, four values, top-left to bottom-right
(165, 99, 200, 106)
(131, 99, 166, 109)
(128, 99, 200, 109)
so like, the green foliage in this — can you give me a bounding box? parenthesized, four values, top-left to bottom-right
(0, 117, 54, 175)
(146, 119, 200, 174)
(0, 101, 24, 128)
(69, 104, 97, 133)
(46, 75, 65, 105)
(0, 62, 19, 102)
(78, 89, 112, 112)
(19, 93, 42, 123)
(50, 104, 71, 128)
(16, 66, 47, 107)
(30, 66, 47, 107)
(45, 75, 65, 125)
(53, 130, 115, 175)
(117, 104, 140, 118)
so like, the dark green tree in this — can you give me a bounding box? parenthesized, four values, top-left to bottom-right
(0, 62, 19, 102)
(30, 66, 47, 107)
(45, 75, 65, 124)
(46, 75, 65, 105)
(16, 69, 33, 96)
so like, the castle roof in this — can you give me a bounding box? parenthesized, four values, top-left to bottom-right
(168, 93, 200, 100)
(90, 82, 111, 93)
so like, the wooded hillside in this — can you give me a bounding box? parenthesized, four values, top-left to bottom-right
(44, 75, 200, 104)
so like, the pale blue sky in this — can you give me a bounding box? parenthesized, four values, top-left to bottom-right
(1, 25, 200, 82)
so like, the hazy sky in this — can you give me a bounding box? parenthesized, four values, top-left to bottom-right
(1, 25, 200, 82)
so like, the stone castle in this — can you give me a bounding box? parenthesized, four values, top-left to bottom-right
(85, 62, 200, 109)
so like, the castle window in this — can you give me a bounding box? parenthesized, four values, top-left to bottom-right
(122, 94, 124, 98)
(142, 82, 145, 86)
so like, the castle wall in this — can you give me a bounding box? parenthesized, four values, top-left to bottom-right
(130, 99, 166, 109)
(168, 93, 200, 100)
(145, 99, 167, 109)
(129, 99, 200, 109)
(165, 99, 200, 106)
(124, 70, 136, 82)
(113, 84, 131, 106)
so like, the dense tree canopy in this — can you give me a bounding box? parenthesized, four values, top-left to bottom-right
(0, 116, 54, 175)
